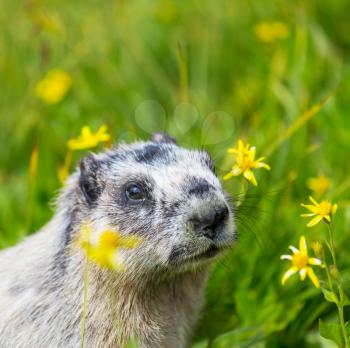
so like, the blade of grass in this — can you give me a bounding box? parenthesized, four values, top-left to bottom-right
(264, 91, 336, 157)
(177, 42, 189, 103)
(26, 143, 39, 232)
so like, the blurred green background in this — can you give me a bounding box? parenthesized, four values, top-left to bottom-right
(1, 0, 350, 347)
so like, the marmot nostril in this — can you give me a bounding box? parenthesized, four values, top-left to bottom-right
(191, 205, 229, 240)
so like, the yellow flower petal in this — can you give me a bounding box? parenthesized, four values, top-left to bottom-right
(255, 156, 266, 162)
(243, 170, 257, 186)
(300, 204, 319, 213)
(238, 139, 246, 151)
(248, 146, 256, 161)
(307, 267, 320, 288)
(119, 235, 142, 249)
(332, 204, 338, 215)
(280, 254, 292, 260)
(308, 257, 322, 266)
(223, 172, 234, 181)
(96, 125, 111, 142)
(324, 215, 331, 222)
(97, 124, 108, 133)
(299, 268, 307, 281)
(255, 161, 271, 170)
(227, 148, 239, 154)
(281, 267, 298, 285)
(309, 196, 320, 206)
(82, 126, 92, 137)
(289, 245, 299, 254)
(68, 125, 111, 151)
(299, 236, 307, 255)
(306, 215, 323, 228)
(78, 224, 140, 270)
(231, 165, 243, 176)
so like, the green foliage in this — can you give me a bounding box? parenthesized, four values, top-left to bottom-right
(322, 289, 338, 304)
(319, 319, 343, 348)
(1, 0, 350, 347)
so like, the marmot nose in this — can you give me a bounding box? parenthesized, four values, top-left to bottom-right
(191, 206, 229, 240)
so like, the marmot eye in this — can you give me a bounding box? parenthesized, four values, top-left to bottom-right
(125, 183, 145, 201)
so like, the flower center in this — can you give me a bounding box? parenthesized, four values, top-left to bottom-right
(99, 231, 120, 248)
(237, 154, 253, 171)
(292, 253, 308, 268)
(318, 201, 332, 216)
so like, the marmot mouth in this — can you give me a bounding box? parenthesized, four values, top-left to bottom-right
(190, 245, 221, 261)
(169, 244, 223, 265)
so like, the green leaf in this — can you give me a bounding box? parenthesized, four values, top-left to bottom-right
(322, 288, 338, 304)
(191, 339, 209, 348)
(343, 294, 350, 306)
(346, 322, 350, 338)
(210, 326, 263, 348)
(319, 319, 343, 348)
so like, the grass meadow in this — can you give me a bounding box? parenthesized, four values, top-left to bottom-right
(1, 0, 350, 347)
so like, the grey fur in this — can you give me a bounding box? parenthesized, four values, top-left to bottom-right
(0, 135, 235, 348)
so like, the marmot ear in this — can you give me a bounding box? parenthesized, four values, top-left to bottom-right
(79, 155, 103, 206)
(151, 133, 177, 145)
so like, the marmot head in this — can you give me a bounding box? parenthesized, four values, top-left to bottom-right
(76, 133, 235, 279)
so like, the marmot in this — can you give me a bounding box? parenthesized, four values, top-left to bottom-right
(0, 133, 235, 348)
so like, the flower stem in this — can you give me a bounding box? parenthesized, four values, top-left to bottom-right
(338, 287, 350, 348)
(327, 224, 337, 267)
(80, 257, 89, 348)
(324, 257, 336, 296)
(325, 223, 349, 348)
(236, 180, 248, 207)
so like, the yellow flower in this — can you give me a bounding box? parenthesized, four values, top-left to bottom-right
(68, 125, 111, 151)
(307, 174, 331, 196)
(254, 21, 289, 42)
(311, 241, 324, 259)
(35, 69, 72, 104)
(281, 236, 322, 288)
(223, 139, 270, 186)
(79, 224, 141, 270)
(153, 0, 178, 22)
(301, 196, 338, 227)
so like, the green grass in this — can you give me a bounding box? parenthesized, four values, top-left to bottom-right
(1, 0, 350, 346)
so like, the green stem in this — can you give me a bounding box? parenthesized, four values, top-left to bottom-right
(338, 287, 350, 348)
(324, 257, 336, 296)
(327, 223, 337, 267)
(80, 257, 89, 348)
(236, 180, 248, 207)
(325, 223, 349, 348)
